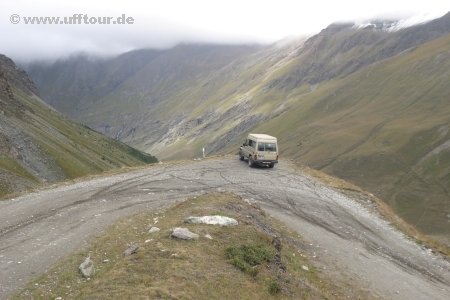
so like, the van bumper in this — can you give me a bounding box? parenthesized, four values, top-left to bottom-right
(254, 160, 278, 166)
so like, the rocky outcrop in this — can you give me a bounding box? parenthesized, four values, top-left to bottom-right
(0, 66, 27, 119)
(0, 67, 14, 101)
(0, 54, 39, 97)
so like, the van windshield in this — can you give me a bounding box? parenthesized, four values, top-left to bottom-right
(258, 142, 277, 152)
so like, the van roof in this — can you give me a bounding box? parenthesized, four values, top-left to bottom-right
(248, 134, 277, 140)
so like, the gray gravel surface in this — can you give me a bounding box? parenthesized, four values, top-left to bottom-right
(1, 157, 449, 299)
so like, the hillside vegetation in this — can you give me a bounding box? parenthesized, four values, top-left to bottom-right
(251, 33, 450, 244)
(0, 54, 157, 197)
(26, 12, 450, 245)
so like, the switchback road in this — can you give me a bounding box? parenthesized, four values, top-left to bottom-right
(1, 157, 449, 299)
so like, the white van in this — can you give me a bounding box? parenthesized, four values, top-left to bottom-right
(239, 134, 278, 168)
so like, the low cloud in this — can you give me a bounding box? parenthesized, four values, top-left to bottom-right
(1, 1, 449, 64)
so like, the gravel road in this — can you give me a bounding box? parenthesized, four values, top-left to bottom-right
(1, 157, 449, 299)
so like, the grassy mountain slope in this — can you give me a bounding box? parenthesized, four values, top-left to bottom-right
(0, 54, 157, 197)
(241, 33, 450, 243)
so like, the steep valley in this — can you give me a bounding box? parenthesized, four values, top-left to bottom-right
(23, 12, 450, 246)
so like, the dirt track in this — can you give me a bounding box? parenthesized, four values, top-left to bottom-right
(1, 157, 449, 299)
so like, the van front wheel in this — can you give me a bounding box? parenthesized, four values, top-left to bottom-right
(248, 157, 253, 167)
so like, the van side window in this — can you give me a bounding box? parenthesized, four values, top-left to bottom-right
(258, 143, 264, 151)
(266, 143, 276, 152)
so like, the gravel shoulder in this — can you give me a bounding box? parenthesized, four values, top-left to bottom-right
(1, 157, 449, 299)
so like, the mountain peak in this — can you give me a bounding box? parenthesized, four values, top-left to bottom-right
(352, 11, 449, 32)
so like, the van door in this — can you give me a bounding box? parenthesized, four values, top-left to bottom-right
(244, 139, 256, 157)
(257, 142, 277, 161)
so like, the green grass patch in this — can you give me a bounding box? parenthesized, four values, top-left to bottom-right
(0, 156, 37, 182)
(0, 182, 11, 198)
(225, 243, 274, 277)
(125, 145, 158, 164)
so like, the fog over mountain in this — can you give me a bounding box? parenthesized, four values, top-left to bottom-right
(2, 0, 449, 63)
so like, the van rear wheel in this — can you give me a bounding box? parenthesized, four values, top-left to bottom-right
(269, 163, 274, 168)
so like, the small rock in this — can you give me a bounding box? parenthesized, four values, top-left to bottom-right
(79, 256, 95, 278)
(302, 265, 309, 271)
(148, 227, 160, 234)
(124, 242, 140, 256)
(170, 227, 199, 240)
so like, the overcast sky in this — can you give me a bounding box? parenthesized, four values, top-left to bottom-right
(1, 0, 449, 63)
